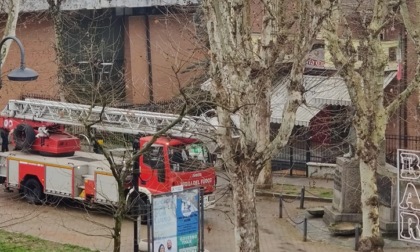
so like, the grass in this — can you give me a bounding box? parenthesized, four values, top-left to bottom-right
(272, 183, 333, 199)
(0, 229, 96, 252)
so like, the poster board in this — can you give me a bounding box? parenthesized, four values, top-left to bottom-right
(152, 187, 202, 252)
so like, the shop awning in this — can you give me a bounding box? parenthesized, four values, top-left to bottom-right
(270, 71, 396, 126)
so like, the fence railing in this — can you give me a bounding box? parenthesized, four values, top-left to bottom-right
(272, 140, 348, 172)
(66, 125, 413, 173)
(273, 135, 420, 172)
(385, 134, 420, 166)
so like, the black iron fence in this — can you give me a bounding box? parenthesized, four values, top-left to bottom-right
(271, 140, 348, 172)
(66, 125, 413, 174)
(272, 134, 417, 174)
(385, 135, 420, 166)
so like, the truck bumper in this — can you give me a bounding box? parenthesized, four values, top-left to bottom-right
(204, 194, 216, 209)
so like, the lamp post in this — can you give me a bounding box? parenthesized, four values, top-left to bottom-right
(0, 36, 38, 83)
(132, 138, 140, 252)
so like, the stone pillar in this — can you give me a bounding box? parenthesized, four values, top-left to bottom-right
(324, 157, 362, 225)
(377, 163, 398, 235)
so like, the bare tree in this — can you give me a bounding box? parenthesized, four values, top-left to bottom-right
(323, 0, 420, 251)
(46, 6, 214, 251)
(80, 106, 188, 252)
(201, 1, 333, 251)
(47, 0, 66, 101)
(0, 0, 20, 69)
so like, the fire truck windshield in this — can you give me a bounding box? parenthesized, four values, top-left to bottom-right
(169, 143, 211, 172)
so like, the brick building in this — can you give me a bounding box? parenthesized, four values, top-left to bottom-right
(1, 1, 418, 165)
(0, 0, 203, 108)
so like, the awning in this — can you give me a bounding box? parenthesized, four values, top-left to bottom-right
(271, 71, 396, 126)
(311, 71, 397, 106)
(270, 76, 325, 126)
(201, 71, 397, 127)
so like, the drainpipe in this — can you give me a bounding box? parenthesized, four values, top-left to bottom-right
(403, 28, 408, 146)
(145, 15, 153, 103)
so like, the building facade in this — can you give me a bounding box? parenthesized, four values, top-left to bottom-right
(1, 1, 203, 108)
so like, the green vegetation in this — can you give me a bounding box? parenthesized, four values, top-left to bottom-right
(273, 183, 333, 199)
(0, 229, 96, 252)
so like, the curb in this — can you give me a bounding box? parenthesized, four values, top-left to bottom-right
(256, 190, 333, 203)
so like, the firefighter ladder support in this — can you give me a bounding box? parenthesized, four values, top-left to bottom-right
(1, 99, 217, 139)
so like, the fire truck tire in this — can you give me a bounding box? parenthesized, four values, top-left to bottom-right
(23, 178, 44, 204)
(138, 197, 151, 225)
(14, 124, 36, 150)
(127, 194, 151, 224)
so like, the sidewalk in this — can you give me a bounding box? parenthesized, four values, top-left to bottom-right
(272, 172, 333, 189)
(206, 190, 355, 252)
(254, 172, 420, 252)
(256, 172, 334, 202)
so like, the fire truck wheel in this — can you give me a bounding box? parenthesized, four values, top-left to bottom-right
(139, 197, 151, 225)
(23, 178, 44, 204)
(127, 194, 151, 224)
(14, 124, 36, 150)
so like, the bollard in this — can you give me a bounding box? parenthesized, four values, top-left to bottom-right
(303, 217, 307, 242)
(354, 224, 360, 251)
(279, 197, 283, 218)
(299, 186, 305, 209)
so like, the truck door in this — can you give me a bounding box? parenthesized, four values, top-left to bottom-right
(139, 144, 168, 192)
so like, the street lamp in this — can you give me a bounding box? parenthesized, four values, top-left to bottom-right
(132, 138, 140, 252)
(0, 36, 38, 82)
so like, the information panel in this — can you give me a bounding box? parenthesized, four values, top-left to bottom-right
(152, 188, 200, 252)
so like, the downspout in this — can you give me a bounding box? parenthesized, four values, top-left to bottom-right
(145, 15, 153, 103)
(403, 28, 408, 146)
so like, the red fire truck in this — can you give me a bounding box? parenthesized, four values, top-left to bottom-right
(0, 99, 217, 217)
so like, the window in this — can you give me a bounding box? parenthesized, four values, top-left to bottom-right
(389, 47, 397, 62)
(143, 145, 164, 170)
(169, 143, 211, 172)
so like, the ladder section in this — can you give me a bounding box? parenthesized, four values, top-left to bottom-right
(1, 99, 216, 138)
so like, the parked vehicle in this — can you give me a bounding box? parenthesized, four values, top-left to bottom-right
(0, 99, 217, 216)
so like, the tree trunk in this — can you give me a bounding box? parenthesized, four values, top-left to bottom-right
(231, 168, 259, 252)
(1, 0, 20, 68)
(113, 214, 122, 252)
(113, 184, 126, 252)
(47, 0, 67, 101)
(202, 1, 330, 251)
(256, 162, 272, 189)
(358, 158, 384, 252)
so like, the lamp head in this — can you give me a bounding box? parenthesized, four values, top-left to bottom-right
(7, 67, 38, 81)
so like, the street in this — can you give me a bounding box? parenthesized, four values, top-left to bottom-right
(0, 182, 350, 252)
(0, 181, 417, 252)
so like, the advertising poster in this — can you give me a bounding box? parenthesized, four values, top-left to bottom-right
(152, 188, 200, 252)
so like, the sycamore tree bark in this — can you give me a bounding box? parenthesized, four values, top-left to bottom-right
(0, 0, 20, 69)
(324, 1, 420, 251)
(202, 1, 333, 251)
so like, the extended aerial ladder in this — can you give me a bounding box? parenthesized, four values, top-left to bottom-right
(0, 99, 225, 154)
